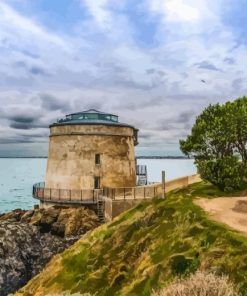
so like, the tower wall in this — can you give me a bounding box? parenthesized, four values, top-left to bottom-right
(45, 124, 136, 190)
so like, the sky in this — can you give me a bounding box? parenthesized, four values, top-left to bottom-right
(0, 0, 247, 157)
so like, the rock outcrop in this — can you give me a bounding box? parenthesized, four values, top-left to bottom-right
(0, 206, 100, 296)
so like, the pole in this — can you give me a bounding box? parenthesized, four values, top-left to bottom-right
(162, 170, 166, 199)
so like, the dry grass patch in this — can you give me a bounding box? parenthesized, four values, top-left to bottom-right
(152, 271, 239, 296)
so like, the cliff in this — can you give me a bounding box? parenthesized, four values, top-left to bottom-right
(15, 182, 247, 296)
(0, 206, 99, 296)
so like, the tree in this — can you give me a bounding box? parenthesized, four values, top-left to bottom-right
(230, 97, 247, 165)
(180, 97, 247, 191)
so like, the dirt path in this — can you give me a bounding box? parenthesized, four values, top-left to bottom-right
(194, 197, 247, 236)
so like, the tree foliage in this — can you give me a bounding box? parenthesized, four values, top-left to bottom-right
(197, 156, 245, 192)
(180, 97, 247, 191)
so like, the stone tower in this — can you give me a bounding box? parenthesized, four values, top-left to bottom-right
(45, 109, 138, 190)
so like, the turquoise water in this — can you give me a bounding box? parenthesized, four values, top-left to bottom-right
(0, 159, 46, 213)
(0, 158, 196, 213)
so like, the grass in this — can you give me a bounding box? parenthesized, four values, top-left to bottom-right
(17, 181, 247, 296)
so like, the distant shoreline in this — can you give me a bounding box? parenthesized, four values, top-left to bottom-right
(136, 156, 190, 159)
(0, 156, 192, 159)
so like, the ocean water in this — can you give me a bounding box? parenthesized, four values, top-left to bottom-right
(0, 158, 196, 213)
(0, 159, 46, 214)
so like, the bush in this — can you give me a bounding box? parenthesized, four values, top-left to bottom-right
(197, 156, 246, 192)
(170, 255, 199, 275)
(152, 270, 239, 296)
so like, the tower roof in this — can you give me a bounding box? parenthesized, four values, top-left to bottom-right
(69, 109, 117, 117)
(51, 109, 137, 130)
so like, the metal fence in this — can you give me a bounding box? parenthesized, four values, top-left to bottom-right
(33, 183, 102, 204)
(33, 174, 201, 204)
(103, 183, 163, 200)
(33, 182, 163, 203)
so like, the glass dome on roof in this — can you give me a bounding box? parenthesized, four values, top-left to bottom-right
(57, 109, 118, 123)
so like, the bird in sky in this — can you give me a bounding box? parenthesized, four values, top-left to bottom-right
(201, 79, 206, 83)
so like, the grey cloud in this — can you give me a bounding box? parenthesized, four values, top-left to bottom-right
(13, 61, 47, 76)
(10, 115, 35, 124)
(194, 60, 222, 72)
(14, 61, 27, 68)
(175, 110, 195, 124)
(224, 57, 235, 65)
(9, 122, 47, 130)
(19, 131, 49, 138)
(4, 111, 40, 124)
(109, 77, 158, 91)
(75, 100, 104, 111)
(181, 72, 189, 78)
(117, 96, 165, 111)
(146, 68, 155, 74)
(139, 131, 155, 140)
(146, 68, 166, 77)
(30, 66, 47, 76)
(21, 49, 40, 59)
(157, 70, 166, 77)
(38, 93, 72, 112)
(232, 78, 244, 90)
(157, 110, 195, 131)
(0, 135, 40, 144)
(0, 105, 49, 131)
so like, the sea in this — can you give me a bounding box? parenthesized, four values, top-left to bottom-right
(0, 158, 196, 214)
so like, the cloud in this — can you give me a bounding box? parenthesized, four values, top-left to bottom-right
(29, 66, 47, 76)
(232, 78, 244, 91)
(1, 0, 247, 155)
(81, 0, 113, 29)
(148, 0, 216, 24)
(0, 2, 66, 47)
(194, 60, 222, 72)
(36, 93, 72, 112)
(224, 57, 235, 64)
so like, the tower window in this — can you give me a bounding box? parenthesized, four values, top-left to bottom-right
(95, 153, 101, 165)
(94, 176, 100, 189)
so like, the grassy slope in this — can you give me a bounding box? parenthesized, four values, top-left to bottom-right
(17, 182, 247, 296)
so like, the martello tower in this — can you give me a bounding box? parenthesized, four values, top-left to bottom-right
(45, 109, 138, 190)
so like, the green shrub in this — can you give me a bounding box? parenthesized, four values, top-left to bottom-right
(170, 255, 200, 275)
(197, 156, 246, 192)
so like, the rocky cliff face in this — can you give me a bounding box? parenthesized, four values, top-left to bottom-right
(0, 206, 100, 296)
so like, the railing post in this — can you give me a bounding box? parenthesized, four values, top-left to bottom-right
(162, 171, 166, 199)
(154, 186, 155, 197)
(81, 190, 82, 201)
(124, 188, 126, 200)
(50, 188, 51, 200)
(114, 188, 116, 200)
(144, 187, 146, 199)
(59, 189, 61, 200)
(93, 189, 95, 202)
(134, 187, 136, 199)
(69, 189, 71, 201)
